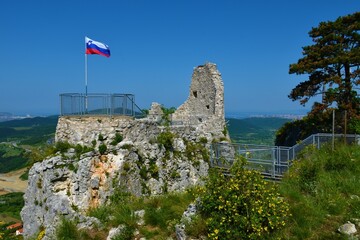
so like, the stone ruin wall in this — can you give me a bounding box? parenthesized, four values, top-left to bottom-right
(23, 62, 228, 239)
(56, 62, 227, 145)
(171, 63, 224, 126)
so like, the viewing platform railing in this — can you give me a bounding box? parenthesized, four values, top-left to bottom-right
(211, 133, 360, 180)
(60, 93, 145, 118)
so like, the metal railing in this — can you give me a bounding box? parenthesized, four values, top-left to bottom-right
(210, 133, 360, 180)
(60, 93, 145, 118)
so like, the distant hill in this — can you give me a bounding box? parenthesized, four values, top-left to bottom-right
(0, 115, 58, 145)
(0, 115, 58, 174)
(226, 117, 292, 145)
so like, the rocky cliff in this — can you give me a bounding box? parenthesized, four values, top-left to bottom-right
(21, 63, 228, 239)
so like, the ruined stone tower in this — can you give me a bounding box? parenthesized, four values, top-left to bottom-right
(171, 63, 226, 138)
(21, 62, 228, 239)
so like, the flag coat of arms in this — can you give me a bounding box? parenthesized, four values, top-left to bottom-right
(85, 37, 110, 57)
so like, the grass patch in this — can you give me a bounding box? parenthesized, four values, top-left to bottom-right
(55, 217, 107, 240)
(0, 192, 24, 221)
(278, 143, 360, 239)
(0, 143, 28, 173)
(88, 189, 196, 239)
(143, 192, 194, 232)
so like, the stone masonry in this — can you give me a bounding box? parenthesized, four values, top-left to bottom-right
(21, 63, 228, 239)
(172, 62, 224, 126)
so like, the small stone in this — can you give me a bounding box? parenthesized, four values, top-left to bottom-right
(90, 176, 100, 189)
(106, 225, 124, 240)
(350, 195, 360, 201)
(338, 222, 357, 235)
(135, 210, 145, 226)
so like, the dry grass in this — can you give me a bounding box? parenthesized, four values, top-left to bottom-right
(0, 168, 28, 195)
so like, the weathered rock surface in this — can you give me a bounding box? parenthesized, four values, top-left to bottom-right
(338, 221, 357, 236)
(21, 63, 228, 239)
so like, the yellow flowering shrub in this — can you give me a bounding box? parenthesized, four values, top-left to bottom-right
(199, 156, 290, 239)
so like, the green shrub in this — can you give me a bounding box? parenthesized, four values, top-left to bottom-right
(170, 170, 180, 179)
(91, 139, 97, 147)
(68, 163, 77, 172)
(98, 134, 104, 141)
(20, 169, 29, 180)
(148, 159, 159, 179)
(111, 133, 123, 146)
(73, 144, 93, 159)
(222, 126, 228, 136)
(88, 205, 112, 224)
(199, 137, 208, 144)
(199, 156, 290, 239)
(185, 215, 207, 238)
(157, 131, 174, 151)
(161, 106, 176, 126)
(98, 144, 107, 155)
(56, 217, 79, 240)
(121, 144, 132, 150)
(143, 192, 195, 236)
(184, 140, 210, 163)
(55, 141, 71, 154)
(139, 166, 148, 180)
(123, 162, 131, 172)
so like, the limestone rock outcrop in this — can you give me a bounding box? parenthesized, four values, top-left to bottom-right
(21, 63, 228, 239)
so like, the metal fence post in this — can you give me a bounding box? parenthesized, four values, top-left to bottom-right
(110, 94, 114, 117)
(132, 95, 135, 116)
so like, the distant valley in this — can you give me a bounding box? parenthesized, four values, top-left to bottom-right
(226, 117, 292, 145)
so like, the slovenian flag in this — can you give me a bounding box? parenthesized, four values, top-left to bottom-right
(85, 37, 110, 57)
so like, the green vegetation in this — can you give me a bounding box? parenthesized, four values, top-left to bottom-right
(161, 106, 176, 126)
(227, 117, 291, 145)
(0, 116, 57, 145)
(56, 217, 79, 240)
(278, 12, 360, 146)
(0, 116, 58, 174)
(110, 133, 123, 146)
(277, 143, 360, 239)
(192, 156, 289, 239)
(184, 139, 210, 164)
(29, 141, 93, 162)
(0, 144, 28, 173)
(55, 217, 106, 240)
(289, 12, 360, 116)
(98, 143, 107, 155)
(157, 130, 175, 151)
(74, 144, 93, 160)
(87, 189, 196, 239)
(54, 141, 71, 154)
(0, 193, 24, 221)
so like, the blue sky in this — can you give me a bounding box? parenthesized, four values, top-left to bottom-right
(1, 0, 359, 116)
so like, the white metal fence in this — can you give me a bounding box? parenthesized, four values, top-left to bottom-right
(60, 93, 145, 118)
(211, 133, 360, 180)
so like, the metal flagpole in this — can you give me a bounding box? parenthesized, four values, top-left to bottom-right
(85, 38, 88, 114)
